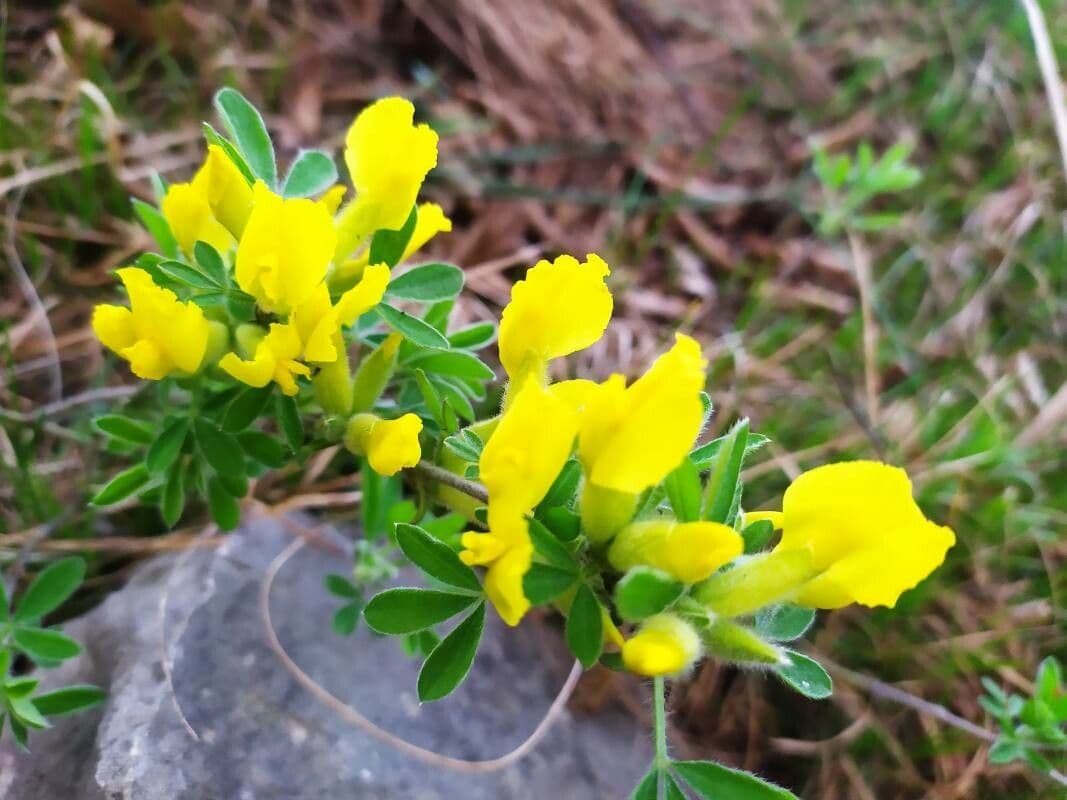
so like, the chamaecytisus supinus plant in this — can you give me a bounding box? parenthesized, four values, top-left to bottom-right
(82, 88, 956, 798)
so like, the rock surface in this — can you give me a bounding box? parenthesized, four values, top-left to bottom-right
(0, 517, 650, 799)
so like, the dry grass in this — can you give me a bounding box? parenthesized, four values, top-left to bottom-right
(1, 1, 1065, 797)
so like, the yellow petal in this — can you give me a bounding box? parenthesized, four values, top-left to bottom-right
(291, 284, 340, 363)
(106, 268, 209, 379)
(479, 376, 578, 515)
(160, 182, 234, 257)
(335, 263, 390, 326)
(191, 144, 253, 237)
(343, 97, 439, 238)
(776, 461, 956, 608)
(483, 538, 532, 627)
(91, 304, 136, 353)
(580, 333, 707, 494)
(498, 253, 613, 381)
(459, 531, 508, 566)
(219, 349, 275, 389)
(235, 182, 336, 314)
(622, 614, 701, 676)
(365, 413, 423, 476)
(318, 184, 347, 215)
(119, 339, 170, 380)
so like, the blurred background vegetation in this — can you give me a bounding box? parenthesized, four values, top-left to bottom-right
(0, 1, 1065, 797)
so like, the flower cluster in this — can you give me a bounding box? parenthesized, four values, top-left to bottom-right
(93, 95, 443, 475)
(90, 88, 956, 700)
(451, 252, 956, 678)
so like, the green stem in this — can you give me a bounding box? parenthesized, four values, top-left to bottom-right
(653, 676, 668, 768)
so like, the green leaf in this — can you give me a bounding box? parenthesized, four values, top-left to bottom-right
(664, 773, 687, 800)
(523, 564, 578, 605)
(161, 461, 185, 528)
(4, 677, 38, 699)
(387, 262, 465, 302)
(93, 414, 154, 446)
(690, 431, 769, 469)
(146, 418, 189, 475)
(413, 369, 444, 426)
(988, 738, 1025, 764)
(541, 506, 581, 541)
(194, 419, 246, 476)
(538, 459, 581, 511)
(754, 605, 815, 641)
(407, 350, 494, 381)
(201, 122, 256, 184)
(364, 588, 477, 635)
(282, 149, 337, 198)
(214, 87, 276, 187)
(665, 458, 702, 522)
(528, 519, 579, 572)
(14, 558, 85, 623)
(702, 418, 749, 524)
(443, 428, 483, 463)
(131, 198, 178, 258)
(378, 304, 451, 349)
(0, 580, 9, 623)
(156, 259, 221, 290)
(417, 602, 485, 702)
(193, 240, 228, 286)
(31, 685, 106, 717)
(207, 476, 240, 531)
(395, 523, 482, 593)
(614, 567, 685, 621)
(275, 395, 303, 450)
(238, 431, 287, 468)
(227, 291, 257, 322)
(90, 463, 150, 506)
(741, 519, 775, 553)
(8, 714, 28, 748)
(12, 628, 81, 662)
(566, 585, 603, 668)
(776, 651, 833, 699)
(10, 696, 49, 730)
(324, 574, 360, 599)
(672, 760, 798, 800)
(332, 603, 362, 636)
(222, 386, 273, 432)
(369, 206, 417, 267)
(448, 322, 496, 350)
(629, 768, 659, 800)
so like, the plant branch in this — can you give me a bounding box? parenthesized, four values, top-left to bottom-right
(411, 460, 489, 504)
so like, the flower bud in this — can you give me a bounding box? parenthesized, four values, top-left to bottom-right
(700, 619, 784, 666)
(622, 613, 702, 677)
(693, 549, 815, 617)
(344, 413, 423, 476)
(351, 333, 402, 413)
(608, 519, 742, 583)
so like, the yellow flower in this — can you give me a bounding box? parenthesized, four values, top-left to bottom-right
(335, 97, 439, 259)
(759, 461, 956, 609)
(92, 267, 210, 380)
(219, 323, 310, 396)
(608, 520, 742, 584)
(289, 264, 390, 364)
(459, 377, 579, 626)
(498, 254, 613, 385)
(579, 333, 707, 494)
(333, 202, 452, 289)
(160, 145, 253, 256)
(344, 413, 423, 476)
(622, 614, 702, 677)
(235, 182, 337, 315)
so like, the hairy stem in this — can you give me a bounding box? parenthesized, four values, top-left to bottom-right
(411, 460, 489, 505)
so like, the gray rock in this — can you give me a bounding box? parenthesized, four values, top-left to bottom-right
(0, 518, 651, 799)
